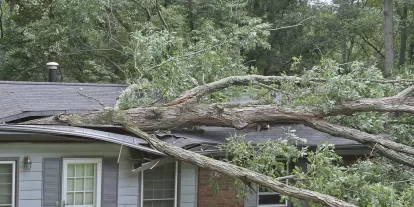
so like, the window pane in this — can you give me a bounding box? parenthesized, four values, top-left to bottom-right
(164, 163, 175, 170)
(66, 193, 74, 205)
(0, 176, 11, 184)
(154, 181, 164, 189)
(164, 173, 174, 180)
(75, 192, 84, 205)
(144, 181, 153, 190)
(143, 201, 153, 207)
(67, 178, 74, 191)
(0, 195, 11, 204)
(164, 180, 174, 189)
(75, 164, 84, 177)
(162, 200, 174, 207)
(153, 190, 163, 199)
(163, 189, 174, 198)
(152, 200, 163, 207)
(85, 164, 94, 176)
(153, 171, 163, 180)
(85, 178, 94, 191)
(67, 164, 75, 177)
(75, 178, 84, 191)
(85, 192, 93, 204)
(259, 194, 284, 205)
(0, 165, 11, 174)
(143, 190, 154, 199)
(0, 184, 11, 195)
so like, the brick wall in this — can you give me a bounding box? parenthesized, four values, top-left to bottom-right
(198, 167, 243, 207)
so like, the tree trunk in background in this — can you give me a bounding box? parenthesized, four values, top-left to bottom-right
(342, 38, 347, 64)
(188, 0, 195, 31)
(410, 43, 414, 63)
(399, 3, 407, 66)
(384, 0, 394, 76)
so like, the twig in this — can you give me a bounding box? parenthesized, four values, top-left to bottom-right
(150, 160, 161, 170)
(276, 175, 297, 181)
(155, 0, 169, 32)
(117, 137, 125, 163)
(149, 43, 224, 70)
(268, 16, 315, 31)
(370, 142, 378, 157)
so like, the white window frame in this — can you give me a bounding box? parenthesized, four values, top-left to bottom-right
(0, 161, 16, 207)
(258, 162, 289, 207)
(140, 162, 178, 207)
(62, 158, 102, 207)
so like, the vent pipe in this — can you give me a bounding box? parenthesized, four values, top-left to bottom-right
(46, 62, 59, 82)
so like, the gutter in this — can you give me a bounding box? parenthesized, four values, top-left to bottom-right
(0, 125, 164, 156)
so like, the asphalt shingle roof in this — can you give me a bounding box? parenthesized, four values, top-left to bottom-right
(0, 81, 127, 122)
(162, 124, 360, 147)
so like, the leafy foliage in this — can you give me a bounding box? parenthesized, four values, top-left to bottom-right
(221, 135, 414, 206)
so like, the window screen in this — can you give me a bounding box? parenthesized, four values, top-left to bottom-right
(143, 162, 176, 207)
(0, 162, 15, 207)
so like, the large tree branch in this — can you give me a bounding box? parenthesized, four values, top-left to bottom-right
(307, 119, 414, 166)
(328, 97, 414, 116)
(122, 123, 356, 207)
(165, 75, 414, 106)
(24, 102, 414, 167)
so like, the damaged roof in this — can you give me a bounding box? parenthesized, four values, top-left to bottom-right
(0, 81, 126, 123)
(0, 124, 162, 155)
(0, 81, 364, 151)
(160, 124, 360, 149)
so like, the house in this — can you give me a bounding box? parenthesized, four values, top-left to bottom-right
(0, 65, 369, 207)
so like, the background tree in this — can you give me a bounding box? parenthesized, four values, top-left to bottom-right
(384, 0, 395, 75)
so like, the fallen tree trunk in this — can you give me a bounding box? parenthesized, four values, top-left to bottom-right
(123, 124, 357, 207)
(25, 100, 414, 167)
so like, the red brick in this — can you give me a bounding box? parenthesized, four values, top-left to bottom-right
(197, 168, 243, 207)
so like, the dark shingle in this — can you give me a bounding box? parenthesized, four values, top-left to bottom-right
(0, 81, 127, 122)
(165, 124, 360, 147)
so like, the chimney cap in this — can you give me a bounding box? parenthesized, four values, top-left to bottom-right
(46, 62, 59, 67)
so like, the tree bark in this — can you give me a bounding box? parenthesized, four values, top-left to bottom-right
(384, 0, 394, 76)
(398, 3, 407, 66)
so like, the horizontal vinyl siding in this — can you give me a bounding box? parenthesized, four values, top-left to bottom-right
(118, 147, 140, 207)
(0, 143, 121, 207)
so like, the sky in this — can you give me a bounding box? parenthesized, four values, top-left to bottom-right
(310, 0, 333, 4)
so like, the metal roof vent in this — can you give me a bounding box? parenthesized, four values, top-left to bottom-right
(46, 62, 59, 82)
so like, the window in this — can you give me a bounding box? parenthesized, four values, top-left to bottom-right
(142, 162, 177, 207)
(62, 158, 102, 207)
(0, 161, 16, 207)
